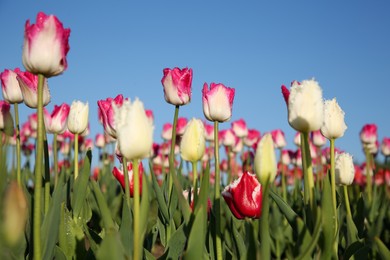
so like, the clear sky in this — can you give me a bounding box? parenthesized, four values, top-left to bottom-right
(1, 1, 389, 166)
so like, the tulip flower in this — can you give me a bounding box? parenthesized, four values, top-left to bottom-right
(222, 171, 262, 219)
(271, 129, 286, 149)
(360, 124, 378, 144)
(282, 79, 324, 133)
(203, 122, 214, 142)
(335, 153, 355, 186)
(161, 123, 173, 141)
(180, 118, 205, 163)
(95, 133, 105, 149)
(161, 67, 193, 106)
(231, 118, 248, 138)
(1, 181, 28, 246)
(321, 98, 347, 140)
(22, 12, 70, 77)
(114, 98, 153, 161)
(97, 94, 125, 139)
(254, 133, 277, 185)
(219, 129, 236, 147)
(202, 83, 235, 122)
(176, 117, 188, 135)
(1, 68, 24, 104)
(145, 109, 154, 126)
(244, 129, 261, 147)
(311, 129, 327, 147)
(43, 103, 70, 134)
(67, 101, 89, 135)
(112, 162, 144, 197)
(0, 101, 14, 136)
(16, 70, 50, 108)
(381, 137, 390, 157)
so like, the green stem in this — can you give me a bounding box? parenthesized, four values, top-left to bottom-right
(168, 105, 180, 200)
(279, 148, 287, 203)
(192, 161, 198, 190)
(330, 138, 338, 256)
(260, 178, 270, 259)
(343, 186, 352, 218)
(132, 159, 141, 260)
(227, 146, 232, 185)
(14, 103, 22, 187)
(53, 133, 58, 187)
(214, 121, 222, 260)
(74, 133, 79, 180)
(43, 127, 50, 215)
(122, 157, 131, 208)
(364, 148, 372, 203)
(301, 132, 315, 214)
(33, 74, 45, 260)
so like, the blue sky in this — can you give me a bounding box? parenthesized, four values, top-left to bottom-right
(1, 1, 390, 166)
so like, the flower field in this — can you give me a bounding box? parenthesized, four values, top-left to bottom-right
(0, 11, 390, 260)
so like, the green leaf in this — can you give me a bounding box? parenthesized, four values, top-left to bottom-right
(149, 161, 170, 224)
(343, 241, 368, 260)
(58, 203, 76, 258)
(71, 150, 92, 219)
(144, 248, 156, 260)
(296, 208, 322, 260)
(90, 180, 116, 232)
(160, 224, 187, 260)
(119, 194, 133, 257)
(170, 168, 192, 224)
(41, 173, 66, 260)
(374, 236, 390, 259)
(53, 246, 67, 260)
(231, 219, 246, 259)
(184, 205, 207, 259)
(96, 231, 128, 260)
(320, 174, 336, 260)
(140, 171, 151, 239)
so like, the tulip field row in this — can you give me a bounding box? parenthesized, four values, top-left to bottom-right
(0, 11, 390, 260)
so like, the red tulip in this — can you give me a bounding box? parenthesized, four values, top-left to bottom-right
(222, 171, 262, 219)
(112, 162, 144, 197)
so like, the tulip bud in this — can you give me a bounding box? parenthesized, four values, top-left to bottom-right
(203, 122, 214, 142)
(161, 67, 193, 106)
(283, 79, 324, 133)
(97, 94, 125, 139)
(321, 98, 347, 139)
(222, 171, 262, 219)
(176, 117, 188, 135)
(244, 129, 261, 147)
(360, 124, 377, 144)
(335, 152, 355, 186)
(231, 118, 248, 138)
(271, 129, 286, 149)
(180, 118, 205, 162)
(95, 133, 105, 149)
(202, 82, 235, 122)
(114, 98, 154, 160)
(67, 100, 89, 135)
(254, 133, 277, 185)
(44, 103, 70, 134)
(22, 12, 71, 77)
(16, 70, 50, 108)
(219, 129, 236, 147)
(112, 162, 144, 197)
(1, 181, 28, 246)
(311, 129, 327, 147)
(1, 68, 23, 104)
(381, 137, 390, 157)
(0, 101, 14, 136)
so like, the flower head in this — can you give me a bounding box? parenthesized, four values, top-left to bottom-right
(381, 137, 390, 157)
(16, 70, 50, 108)
(231, 118, 248, 138)
(254, 133, 277, 185)
(335, 152, 355, 186)
(112, 162, 144, 197)
(202, 83, 235, 122)
(22, 12, 71, 77)
(67, 100, 89, 135)
(1, 68, 23, 104)
(180, 118, 205, 162)
(321, 98, 347, 139)
(43, 103, 70, 134)
(271, 129, 286, 149)
(222, 171, 262, 219)
(114, 98, 154, 160)
(161, 67, 193, 106)
(97, 94, 126, 139)
(0, 101, 14, 136)
(282, 79, 324, 133)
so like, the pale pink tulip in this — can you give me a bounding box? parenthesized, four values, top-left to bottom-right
(43, 103, 70, 134)
(202, 83, 235, 122)
(1, 68, 23, 104)
(231, 118, 248, 138)
(271, 129, 286, 149)
(244, 129, 261, 147)
(16, 70, 50, 108)
(161, 67, 193, 106)
(22, 12, 70, 77)
(97, 94, 125, 139)
(311, 130, 326, 147)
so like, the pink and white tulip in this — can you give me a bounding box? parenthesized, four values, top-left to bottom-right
(176, 117, 188, 136)
(16, 70, 50, 108)
(97, 94, 125, 139)
(1, 68, 23, 104)
(202, 83, 235, 122)
(360, 124, 378, 144)
(0, 101, 14, 136)
(203, 122, 214, 142)
(381, 137, 390, 157)
(271, 129, 286, 149)
(161, 67, 193, 106)
(22, 12, 71, 77)
(43, 103, 70, 134)
(244, 129, 261, 147)
(161, 123, 173, 141)
(231, 118, 248, 138)
(95, 133, 106, 149)
(311, 130, 326, 147)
